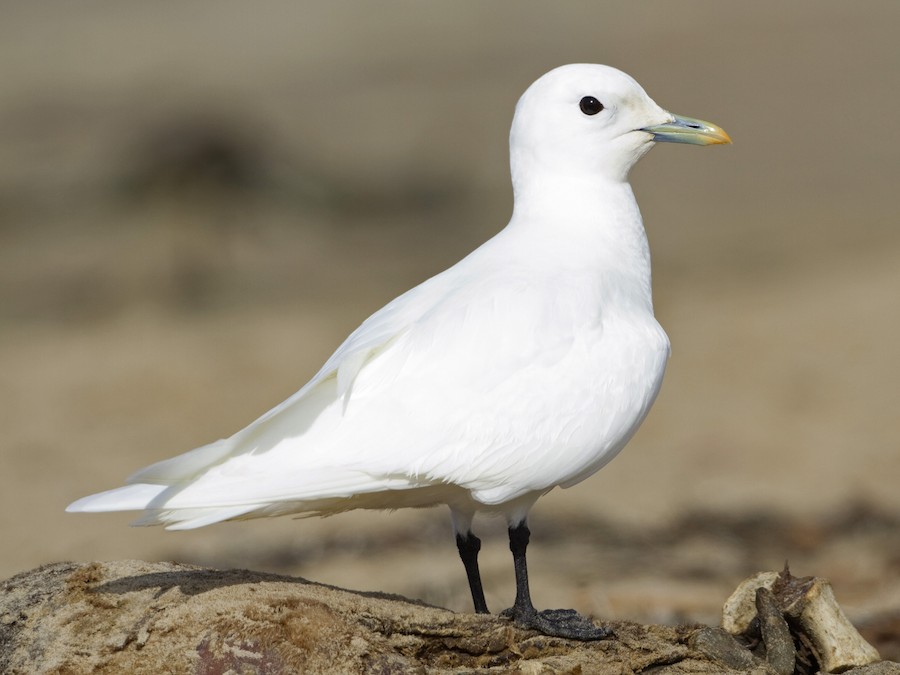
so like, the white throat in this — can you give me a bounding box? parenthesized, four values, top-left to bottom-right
(507, 170, 656, 314)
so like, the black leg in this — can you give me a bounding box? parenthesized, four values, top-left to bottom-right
(508, 521, 536, 615)
(456, 532, 489, 614)
(502, 520, 613, 641)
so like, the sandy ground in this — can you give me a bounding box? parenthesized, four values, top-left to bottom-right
(1, 1, 898, 627)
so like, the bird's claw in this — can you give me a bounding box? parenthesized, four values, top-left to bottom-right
(502, 606, 614, 641)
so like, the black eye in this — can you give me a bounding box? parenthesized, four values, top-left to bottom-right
(579, 96, 604, 116)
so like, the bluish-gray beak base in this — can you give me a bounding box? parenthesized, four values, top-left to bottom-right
(641, 114, 731, 146)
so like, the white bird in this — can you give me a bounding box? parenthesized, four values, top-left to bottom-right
(68, 64, 730, 640)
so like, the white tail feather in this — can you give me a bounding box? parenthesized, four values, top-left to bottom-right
(127, 438, 236, 485)
(66, 483, 168, 513)
(157, 505, 261, 530)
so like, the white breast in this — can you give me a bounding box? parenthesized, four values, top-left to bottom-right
(329, 271, 670, 507)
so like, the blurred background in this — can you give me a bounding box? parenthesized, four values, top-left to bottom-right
(2, 0, 898, 642)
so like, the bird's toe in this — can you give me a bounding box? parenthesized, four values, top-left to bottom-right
(502, 606, 613, 641)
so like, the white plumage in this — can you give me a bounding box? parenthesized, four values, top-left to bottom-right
(68, 64, 729, 638)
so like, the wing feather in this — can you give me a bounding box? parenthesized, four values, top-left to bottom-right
(122, 270, 457, 487)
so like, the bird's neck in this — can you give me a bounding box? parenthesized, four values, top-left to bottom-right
(507, 172, 655, 312)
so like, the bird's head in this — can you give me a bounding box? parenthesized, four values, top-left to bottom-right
(509, 64, 731, 185)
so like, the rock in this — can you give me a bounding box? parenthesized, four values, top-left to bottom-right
(755, 587, 795, 675)
(688, 626, 759, 670)
(723, 568, 887, 675)
(1, 560, 763, 675)
(842, 664, 900, 675)
(722, 571, 780, 635)
(776, 573, 881, 673)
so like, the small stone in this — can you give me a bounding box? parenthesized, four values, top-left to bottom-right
(689, 626, 757, 670)
(722, 571, 780, 635)
(755, 587, 794, 675)
(776, 571, 880, 673)
(841, 663, 900, 675)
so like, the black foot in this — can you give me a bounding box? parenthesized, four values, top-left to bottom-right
(501, 606, 614, 641)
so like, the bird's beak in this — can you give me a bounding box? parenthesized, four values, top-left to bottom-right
(640, 114, 732, 146)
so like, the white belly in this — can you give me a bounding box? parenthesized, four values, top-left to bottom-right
(468, 312, 669, 504)
(340, 305, 670, 507)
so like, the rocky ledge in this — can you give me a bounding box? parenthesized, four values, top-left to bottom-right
(1, 561, 898, 674)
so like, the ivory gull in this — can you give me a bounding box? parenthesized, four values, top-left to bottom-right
(68, 64, 730, 640)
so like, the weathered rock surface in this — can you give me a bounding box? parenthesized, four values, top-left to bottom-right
(0, 561, 897, 675)
(723, 567, 888, 674)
